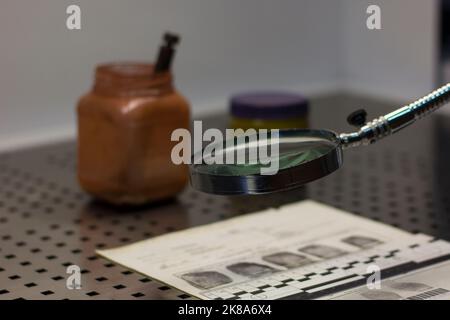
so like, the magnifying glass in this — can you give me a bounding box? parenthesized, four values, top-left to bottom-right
(190, 83, 450, 195)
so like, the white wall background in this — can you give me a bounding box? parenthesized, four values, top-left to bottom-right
(339, 0, 439, 100)
(0, 0, 440, 150)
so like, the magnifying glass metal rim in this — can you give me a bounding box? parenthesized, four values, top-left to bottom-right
(189, 129, 344, 195)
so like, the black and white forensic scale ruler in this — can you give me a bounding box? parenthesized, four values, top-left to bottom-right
(199, 235, 450, 300)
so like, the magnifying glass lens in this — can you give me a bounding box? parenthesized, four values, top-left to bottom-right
(190, 130, 343, 194)
(277, 138, 336, 170)
(193, 133, 337, 176)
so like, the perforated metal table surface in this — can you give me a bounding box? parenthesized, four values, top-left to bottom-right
(1, 92, 450, 300)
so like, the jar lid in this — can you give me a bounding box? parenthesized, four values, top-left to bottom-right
(230, 91, 308, 120)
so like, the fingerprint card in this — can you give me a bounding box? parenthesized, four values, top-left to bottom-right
(97, 200, 450, 300)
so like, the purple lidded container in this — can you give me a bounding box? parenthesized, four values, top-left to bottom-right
(230, 91, 309, 129)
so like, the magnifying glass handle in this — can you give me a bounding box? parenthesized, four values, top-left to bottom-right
(340, 83, 450, 148)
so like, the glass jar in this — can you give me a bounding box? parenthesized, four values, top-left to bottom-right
(77, 63, 190, 205)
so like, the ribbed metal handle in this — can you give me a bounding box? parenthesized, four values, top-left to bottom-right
(410, 83, 450, 120)
(340, 83, 450, 148)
